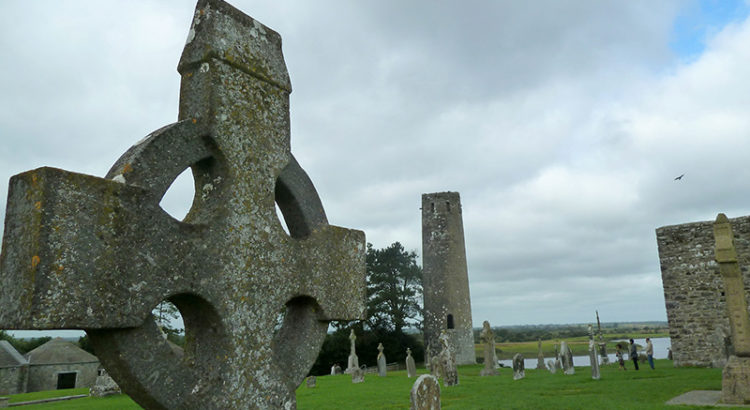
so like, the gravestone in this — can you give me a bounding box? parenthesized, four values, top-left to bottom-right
(377, 343, 387, 377)
(406, 348, 417, 378)
(714, 214, 750, 404)
(0, 398, 7, 408)
(351, 367, 365, 384)
(306, 376, 316, 388)
(0, 1, 367, 408)
(561, 341, 575, 375)
(479, 321, 498, 376)
(346, 329, 360, 374)
(90, 370, 121, 397)
(546, 360, 556, 374)
(589, 339, 600, 380)
(438, 332, 458, 386)
(536, 338, 546, 370)
(512, 353, 525, 380)
(410, 374, 440, 410)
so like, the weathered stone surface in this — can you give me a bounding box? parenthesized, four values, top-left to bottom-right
(406, 348, 417, 378)
(422, 192, 475, 365)
(437, 332, 458, 386)
(656, 215, 750, 367)
(377, 343, 387, 377)
(0, 397, 7, 408)
(410, 374, 440, 410)
(351, 368, 365, 384)
(0, 1, 366, 408)
(589, 339, 600, 380)
(714, 214, 750, 356)
(512, 353, 525, 380)
(330, 363, 342, 375)
(546, 360, 556, 374)
(561, 341, 575, 375)
(536, 338, 545, 370)
(90, 370, 121, 397)
(722, 356, 750, 404)
(479, 321, 498, 376)
(714, 214, 750, 403)
(305, 376, 316, 388)
(345, 329, 360, 374)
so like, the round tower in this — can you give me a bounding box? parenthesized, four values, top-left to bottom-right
(422, 191, 476, 364)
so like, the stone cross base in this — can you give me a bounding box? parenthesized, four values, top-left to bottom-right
(723, 356, 750, 404)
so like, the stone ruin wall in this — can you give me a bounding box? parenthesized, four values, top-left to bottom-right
(422, 192, 476, 365)
(0, 365, 28, 395)
(657, 215, 750, 367)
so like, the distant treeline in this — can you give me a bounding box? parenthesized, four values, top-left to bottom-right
(0, 330, 51, 355)
(473, 322, 669, 343)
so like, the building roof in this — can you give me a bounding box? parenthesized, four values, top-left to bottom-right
(26, 338, 98, 365)
(0, 340, 27, 367)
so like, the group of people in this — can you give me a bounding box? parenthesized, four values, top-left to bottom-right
(615, 338, 654, 370)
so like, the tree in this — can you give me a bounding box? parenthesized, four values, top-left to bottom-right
(153, 300, 184, 339)
(365, 242, 423, 333)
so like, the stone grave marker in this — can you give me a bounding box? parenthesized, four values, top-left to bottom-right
(410, 374, 440, 410)
(438, 332, 458, 386)
(561, 341, 575, 375)
(536, 338, 546, 370)
(346, 329, 360, 374)
(589, 339, 600, 380)
(512, 353, 525, 380)
(352, 367, 365, 384)
(90, 369, 121, 398)
(0, 0, 366, 408)
(377, 342, 387, 377)
(406, 348, 417, 377)
(714, 214, 750, 404)
(479, 321, 498, 376)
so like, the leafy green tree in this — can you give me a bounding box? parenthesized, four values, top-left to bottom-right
(365, 242, 423, 333)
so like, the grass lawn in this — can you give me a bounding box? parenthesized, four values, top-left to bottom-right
(12, 360, 721, 409)
(297, 360, 722, 409)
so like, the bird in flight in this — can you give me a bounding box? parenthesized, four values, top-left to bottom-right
(674, 173, 685, 181)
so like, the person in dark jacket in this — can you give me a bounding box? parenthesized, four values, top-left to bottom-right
(629, 339, 639, 370)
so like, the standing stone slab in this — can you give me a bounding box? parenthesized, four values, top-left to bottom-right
(536, 338, 546, 370)
(377, 343, 387, 377)
(346, 329, 360, 374)
(714, 214, 750, 404)
(479, 321, 498, 376)
(512, 354, 525, 380)
(410, 374, 440, 410)
(561, 341, 575, 375)
(438, 332, 458, 386)
(589, 339, 600, 380)
(546, 360, 556, 374)
(351, 368, 365, 384)
(0, 1, 367, 408)
(406, 348, 417, 378)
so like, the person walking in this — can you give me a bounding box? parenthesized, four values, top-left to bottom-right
(615, 343, 626, 370)
(646, 338, 655, 369)
(629, 338, 639, 370)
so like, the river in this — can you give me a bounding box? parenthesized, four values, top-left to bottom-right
(497, 337, 671, 369)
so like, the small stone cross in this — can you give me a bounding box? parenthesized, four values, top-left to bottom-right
(0, 1, 365, 408)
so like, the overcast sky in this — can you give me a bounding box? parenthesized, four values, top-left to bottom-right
(2, 0, 750, 337)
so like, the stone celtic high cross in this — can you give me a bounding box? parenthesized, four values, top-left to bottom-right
(0, 0, 366, 408)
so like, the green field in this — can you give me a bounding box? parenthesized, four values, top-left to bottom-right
(8, 360, 722, 409)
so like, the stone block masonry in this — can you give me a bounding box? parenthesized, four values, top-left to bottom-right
(656, 215, 750, 367)
(422, 192, 476, 365)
